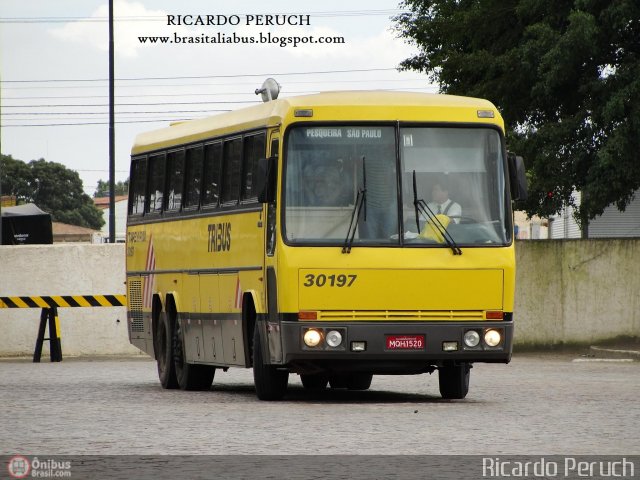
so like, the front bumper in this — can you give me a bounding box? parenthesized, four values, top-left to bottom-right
(279, 320, 513, 373)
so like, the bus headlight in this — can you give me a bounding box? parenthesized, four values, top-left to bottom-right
(326, 330, 343, 348)
(463, 330, 480, 347)
(303, 329, 322, 347)
(484, 329, 502, 347)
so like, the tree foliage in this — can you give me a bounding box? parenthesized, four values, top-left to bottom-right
(94, 178, 129, 198)
(1, 154, 105, 230)
(394, 0, 640, 222)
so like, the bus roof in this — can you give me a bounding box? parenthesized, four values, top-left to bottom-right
(131, 90, 502, 155)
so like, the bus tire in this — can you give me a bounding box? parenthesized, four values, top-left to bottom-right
(347, 373, 373, 391)
(438, 362, 470, 399)
(329, 375, 347, 389)
(252, 323, 288, 400)
(300, 374, 329, 391)
(156, 311, 178, 389)
(172, 313, 215, 391)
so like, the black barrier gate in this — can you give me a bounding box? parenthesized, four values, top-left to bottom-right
(34, 306, 62, 362)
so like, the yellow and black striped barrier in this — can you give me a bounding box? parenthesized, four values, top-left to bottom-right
(0, 294, 127, 362)
(0, 295, 126, 309)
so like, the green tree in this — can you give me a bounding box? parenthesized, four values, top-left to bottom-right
(94, 178, 129, 198)
(394, 0, 640, 224)
(1, 154, 31, 202)
(1, 154, 105, 230)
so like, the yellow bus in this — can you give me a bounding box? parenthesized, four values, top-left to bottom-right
(126, 88, 527, 400)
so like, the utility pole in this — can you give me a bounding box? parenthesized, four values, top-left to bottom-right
(108, 0, 116, 243)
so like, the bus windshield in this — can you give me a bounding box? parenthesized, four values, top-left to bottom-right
(284, 125, 510, 247)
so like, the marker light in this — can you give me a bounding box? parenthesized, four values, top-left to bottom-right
(303, 329, 322, 347)
(326, 330, 343, 348)
(463, 330, 481, 348)
(351, 341, 366, 352)
(477, 110, 495, 118)
(484, 329, 502, 347)
(294, 109, 313, 117)
(443, 341, 458, 352)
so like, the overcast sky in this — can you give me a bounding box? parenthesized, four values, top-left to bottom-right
(1, 0, 435, 196)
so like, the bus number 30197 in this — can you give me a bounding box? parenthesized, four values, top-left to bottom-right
(303, 273, 357, 287)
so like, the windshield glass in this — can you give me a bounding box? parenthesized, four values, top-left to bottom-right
(283, 125, 509, 247)
(284, 126, 398, 246)
(400, 127, 508, 246)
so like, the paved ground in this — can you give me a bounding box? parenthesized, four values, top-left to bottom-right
(1, 351, 639, 457)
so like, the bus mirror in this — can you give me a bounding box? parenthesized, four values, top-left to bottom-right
(257, 156, 277, 203)
(507, 152, 528, 201)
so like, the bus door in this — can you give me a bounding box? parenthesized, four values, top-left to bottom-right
(264, 130, 283, 364)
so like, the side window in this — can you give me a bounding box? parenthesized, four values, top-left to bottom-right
(184, 145, 203, 209)
(166, 149, 185, 211)
(241, 133, 266, 203)
(129, 156, 147, 215)
(222, 137, 242, 207)
(203, 142, 222, 207)
(147, 153, 166, 213)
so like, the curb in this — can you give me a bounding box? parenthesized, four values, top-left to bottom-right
(589, 346, 640, 357)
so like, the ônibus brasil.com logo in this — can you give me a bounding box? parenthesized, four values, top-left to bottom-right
(7, 455, 72, 478)
(7, 456, 30, 479)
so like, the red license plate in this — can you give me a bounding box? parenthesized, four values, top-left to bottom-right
(386, 335, 425, 350)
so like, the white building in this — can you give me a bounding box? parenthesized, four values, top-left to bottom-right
(95, 195, 128, 242)
(549, 191, 640, 238)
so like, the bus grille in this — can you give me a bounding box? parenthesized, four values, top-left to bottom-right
(128, 280, 144, 332)
(315, 310, 485, 321)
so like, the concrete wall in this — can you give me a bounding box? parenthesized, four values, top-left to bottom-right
(1, 241, 639, 356)
(0, 244, 138, 357)
(515, 239, 640, 345)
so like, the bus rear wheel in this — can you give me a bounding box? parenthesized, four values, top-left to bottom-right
(328, 373, 373, 391)
(252, 324, 288, 400)
(172, 314, 215, 391)
(300, 374, 329, 391)
(347, 373, 373, 391)
(438, 362, 470, 399)
(156, 311, 178, 389)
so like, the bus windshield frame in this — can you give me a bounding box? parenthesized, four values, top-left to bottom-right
(282, 122, 512, 249)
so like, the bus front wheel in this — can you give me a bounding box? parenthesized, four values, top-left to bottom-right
(252, 324, 288, 400)
(438, 362, 470, 399)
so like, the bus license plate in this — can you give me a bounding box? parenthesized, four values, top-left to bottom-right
(386, 335, 425, 350)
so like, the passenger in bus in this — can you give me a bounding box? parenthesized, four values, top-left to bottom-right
(303, 159, 350, 207)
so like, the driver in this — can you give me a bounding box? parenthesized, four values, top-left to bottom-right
(427, 178, 461, 224)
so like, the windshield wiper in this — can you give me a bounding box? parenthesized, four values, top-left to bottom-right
(342, 156, 367, 254)
(412, 170, 462, 255)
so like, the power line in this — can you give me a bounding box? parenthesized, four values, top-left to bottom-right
(4, 101, 257, 108)
(1, 67, 397, 84)
(1, 118, 207, 128)
(2, 82, 431, 100)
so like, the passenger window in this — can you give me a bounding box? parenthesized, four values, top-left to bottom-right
(222, 137, 242, 206)
(202, 142, 222, 207)
(242, 133, 266, 203)
(166, 149, 185, 211)
(184, 146, 203, 209)
(129, 156, 147, 215)
(147, 153, 166, 213)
